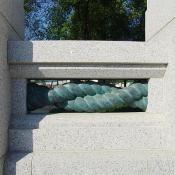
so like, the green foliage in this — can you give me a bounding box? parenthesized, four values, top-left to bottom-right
(24, 0, 33, 13)
(48, 0, 146, 40)
(127, 0, 147, 40)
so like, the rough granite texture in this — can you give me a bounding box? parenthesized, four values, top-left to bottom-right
(4, 153, 32, 175)
(4, 151, 175, 175)
(0, 157, 4, 175)
(8, 113, 167, 153)
(11, 79, 27, 116)
(10, 113, 165, 129)
(8, 119, 166, 152)
(9, 63, 167, 79)
(8, 41, 168, 64)
(3, 0, 175, 174)
(146, 0, 175, 40)
(0, 0, 24, 39)
(147, 78, 164, 113)
(0, 1, 24, 175)
(32, 151, 175, 175)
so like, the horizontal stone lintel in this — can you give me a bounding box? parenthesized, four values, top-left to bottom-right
(8, 41, 168, 64)
(10, 63, 167, 79)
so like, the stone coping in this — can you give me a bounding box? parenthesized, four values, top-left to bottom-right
(8, 41, 168, 64)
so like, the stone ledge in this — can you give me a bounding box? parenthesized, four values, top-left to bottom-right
(8, 41, 168, 64)
(9, 63, 167, 79)
(9, 113, 167, 152)
(11, 113, 165, 129)
(9, 127, 166, 152)
(5, 151, 175, 175)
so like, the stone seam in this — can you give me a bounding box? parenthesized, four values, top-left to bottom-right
(0, 12, 23, 40)
(147, 17, 175, 42)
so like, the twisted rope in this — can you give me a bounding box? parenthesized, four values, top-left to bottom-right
(27, 82, 148, 112)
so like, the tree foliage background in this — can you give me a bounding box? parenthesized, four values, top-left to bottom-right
(25, 0, 146, 41)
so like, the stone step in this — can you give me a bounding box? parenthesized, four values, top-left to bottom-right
(9, 113, 167, 152)
(10, 113, 165, 129)
(4, 150, 175, 175)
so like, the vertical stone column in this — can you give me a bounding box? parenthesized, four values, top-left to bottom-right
(147, 78, 164, 113)
(11, 79, 27, 116)
(146, 3, 175, 148)
(0, 0, 24, 174)
(161, 21, 175, 149)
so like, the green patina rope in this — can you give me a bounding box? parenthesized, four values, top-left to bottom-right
(27, 82, 148, 112)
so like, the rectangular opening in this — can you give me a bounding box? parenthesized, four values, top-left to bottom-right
(27, 79, 148, 114)
(25, 1, 146, 41)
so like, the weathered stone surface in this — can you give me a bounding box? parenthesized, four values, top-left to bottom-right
(0, 59, 11, 174)
(0, 36, 8, 66)
(147, 78, 164, 113)
(8, 41, 168, 64)
(0, 0, 24, 39)
(0, 126, 8, 157)
(10, 113, 165, 129)
(5, 151, 175, 175)
(0, 47, 11, 174)
(0, 1, 24, 174)
(9, 63, 167, 79)
(32, 151, 175, 175)
(9, 126, 166, 152)
(146, 0, 175, 41)
(11, 79, 27, 116)
(9, 113, 166, 152)
(4, 1, 175, 175)
(4, 153, 32, 175)
(0, 157, 4, 175)
(0, 14, 21, 41)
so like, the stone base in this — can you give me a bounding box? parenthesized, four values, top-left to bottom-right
(5, 113, 170, 174)
(5, 151, 175, 175)
(9, 113, 166, 152)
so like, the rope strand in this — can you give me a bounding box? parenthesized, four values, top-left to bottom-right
(28, 82, 148, 112)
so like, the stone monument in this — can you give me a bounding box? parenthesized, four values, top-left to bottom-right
(0, 1, 24, 174)
(0, 0, 175, 174)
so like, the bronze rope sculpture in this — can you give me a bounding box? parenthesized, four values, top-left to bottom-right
(27, 82, 148, 112)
